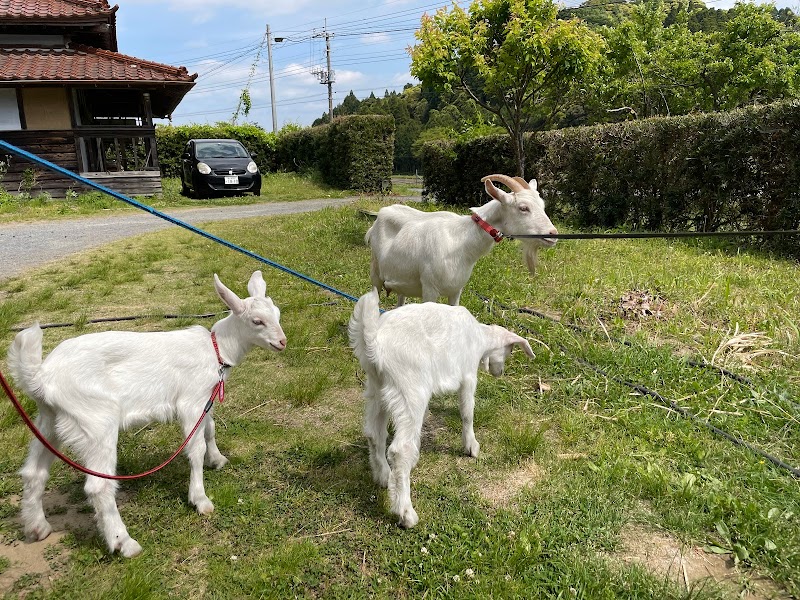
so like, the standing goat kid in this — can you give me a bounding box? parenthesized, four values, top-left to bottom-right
(366, 174, 558, 306)
(7, 270, 286, 558)
(349, 288, 534, 528)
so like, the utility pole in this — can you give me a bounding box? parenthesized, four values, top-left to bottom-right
(266, 24, 278, 134)
(312, 19, 335, 123)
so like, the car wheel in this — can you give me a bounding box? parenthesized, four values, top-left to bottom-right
(192, 177, 210, 199)
(253, 187, 261, 197)
(180, 177, 191, 197)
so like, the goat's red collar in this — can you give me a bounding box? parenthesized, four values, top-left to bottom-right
(210, 331, 232, 369)
(210, 331, 230, 404)
(471, 212, 504, 243)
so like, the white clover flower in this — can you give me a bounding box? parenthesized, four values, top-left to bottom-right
(429, 533, 437, 540)
(453, 574, 460, 582)
(465, 568, 475, 579)
(421, 546, 429, 555)
(505, 574, 512, 581)
(230, 555, 238, 561)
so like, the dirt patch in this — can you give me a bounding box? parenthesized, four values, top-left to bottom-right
(267, 387, 363, 434)
(619, 289, 671, 320)
(421, 409, 449, 452)
(168, 546, 208, 598)
(0, 491, 94, 596)
(613, 523, 789, 599)
(479, 459, 545, 509)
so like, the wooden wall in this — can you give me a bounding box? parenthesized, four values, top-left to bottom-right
(0, 130, 162, 197)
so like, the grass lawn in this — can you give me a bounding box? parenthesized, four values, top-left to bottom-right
(0, 173, 367, 224)
(0, 199, 798, 599)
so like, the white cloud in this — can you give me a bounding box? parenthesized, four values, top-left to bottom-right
(334, 69, 366, 85)
(136, 0, 320, 20)
(361, 33, 391, 45)
(390, 70, 415, 86)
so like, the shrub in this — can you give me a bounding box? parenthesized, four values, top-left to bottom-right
(277, 115, 395, 192)
(421, 101, 800, 256)
(156, 123, 278, 178)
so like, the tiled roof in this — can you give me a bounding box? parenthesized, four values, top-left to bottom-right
(0, 0, 115, 20)
(0, 45, 197, 83)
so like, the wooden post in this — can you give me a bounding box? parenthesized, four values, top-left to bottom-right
(142, 92, 159, 171)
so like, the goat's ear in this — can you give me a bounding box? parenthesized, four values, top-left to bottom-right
(247, 270, 267, 298)
(214, 274, 246, 316)
(505, 332, 535, 358)
(484, 178, 513, 205)
(528, 178, 538, 191)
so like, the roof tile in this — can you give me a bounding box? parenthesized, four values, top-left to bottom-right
(0, 0, 113, 20)
(0, 46, 197, 83)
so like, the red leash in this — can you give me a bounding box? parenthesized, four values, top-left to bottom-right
(0, 332, 228, 481)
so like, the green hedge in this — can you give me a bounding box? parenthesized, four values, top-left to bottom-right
(421, 102, 800, 255)
(277, 115, 395, 192)
(155, 123, 278, 178)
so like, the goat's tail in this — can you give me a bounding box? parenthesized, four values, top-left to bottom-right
(7, 323, 45, 401)
(348, 288, 381, 370)
(364, 223, 374, 247)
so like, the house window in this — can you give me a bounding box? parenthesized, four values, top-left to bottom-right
(76, 89, 143, 126)
(0, 89, 21, 130)
(21, 88, 71, 130)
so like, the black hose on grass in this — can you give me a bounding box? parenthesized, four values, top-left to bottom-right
(10, 312, 224, 331)
(478, 295, 800, 480)
(474, 293, 755, 388)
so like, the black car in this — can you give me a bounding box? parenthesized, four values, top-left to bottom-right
(180, 138, 261, 198)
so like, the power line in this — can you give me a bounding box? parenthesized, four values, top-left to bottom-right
(171, 83, 411, 119)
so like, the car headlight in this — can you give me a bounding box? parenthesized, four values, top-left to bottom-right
(197, 162, 211, 175)
(247, 161, 258, 174)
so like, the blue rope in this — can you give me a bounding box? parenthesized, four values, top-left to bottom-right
(0, 139, 360, 304)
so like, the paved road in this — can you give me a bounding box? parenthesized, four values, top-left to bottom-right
(0, 198, 360, 281)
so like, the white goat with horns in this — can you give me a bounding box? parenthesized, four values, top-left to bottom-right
(349, 288, 534, 528)
(7, 270, 286, 558)
(366, 174, 558, 306)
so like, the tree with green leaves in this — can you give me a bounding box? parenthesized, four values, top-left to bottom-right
(599, 0, 800, 118)
(410, 0, 604, 177)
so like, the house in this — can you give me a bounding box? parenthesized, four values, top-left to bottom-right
(0, 0, 197, 197)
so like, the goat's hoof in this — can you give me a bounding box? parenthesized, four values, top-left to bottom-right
(25, 521, 52, 542)
(118, 538, 143, 558)
(464, 441, 480, 458)
(194, 498, 215, 515)
(206, 455, 229, 470)
(397, 508, 419, 529)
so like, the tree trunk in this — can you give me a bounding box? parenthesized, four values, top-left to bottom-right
(513, 129, 526, 179)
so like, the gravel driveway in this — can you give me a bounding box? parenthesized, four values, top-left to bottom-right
(0, 198, 359, 282)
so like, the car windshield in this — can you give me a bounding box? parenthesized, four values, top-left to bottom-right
(195, 142, 249, 159)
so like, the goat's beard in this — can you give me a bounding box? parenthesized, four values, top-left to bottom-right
(522, 241, 540, 274)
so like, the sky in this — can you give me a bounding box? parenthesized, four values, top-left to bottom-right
(114, 0, 796, 131)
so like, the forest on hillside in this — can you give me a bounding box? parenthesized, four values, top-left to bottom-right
(313, 0, 800, 173)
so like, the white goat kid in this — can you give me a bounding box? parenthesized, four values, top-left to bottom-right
(348, 288, 534, 528)
(7, 270, 286, 558)
(366, 174, 558, 306)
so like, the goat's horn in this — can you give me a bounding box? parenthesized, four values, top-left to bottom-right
(481, 174, 525, 192)
(512, 176, 531, 189)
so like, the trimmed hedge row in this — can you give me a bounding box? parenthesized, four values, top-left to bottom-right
(277, 115, 395, 192)
(421, 102, 800, 255)
(156, 116, 394, 192)
(155, 123, 278, 178)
